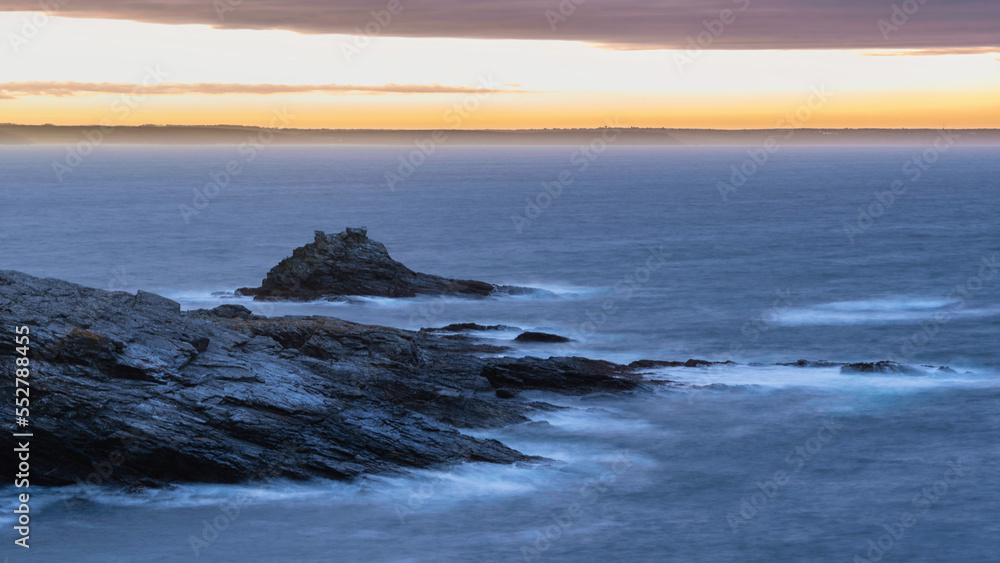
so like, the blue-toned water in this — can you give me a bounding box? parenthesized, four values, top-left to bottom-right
(1, 146, 998, 562)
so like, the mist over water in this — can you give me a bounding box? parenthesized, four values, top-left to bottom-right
(1, 146, 997, 561)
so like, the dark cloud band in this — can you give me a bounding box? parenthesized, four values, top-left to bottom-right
(2, 0, 999, 50)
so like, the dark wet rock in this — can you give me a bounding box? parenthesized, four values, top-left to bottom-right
(840, 361, 923, 375)
(0, 271, 656, 488)
(237, 228, 542, 300)
(628, 359, 683, 369)
(514, 331, 573, 343)
(778, 359, 844, 368)
(185, 304, 255, 319)
(627, 358, 733, 369)
(482, 357, 643, 395)
(420, 323, 520, 334)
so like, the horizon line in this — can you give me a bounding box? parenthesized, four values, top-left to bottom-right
(3, 124, 999, 132)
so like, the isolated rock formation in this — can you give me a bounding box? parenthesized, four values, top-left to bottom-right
(238, 228, 541, 300)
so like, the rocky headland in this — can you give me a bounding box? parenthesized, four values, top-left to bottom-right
(0, 263, 942, 490)
(0, 270, 651, 488)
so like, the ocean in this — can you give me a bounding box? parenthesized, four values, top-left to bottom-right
(1, 145, 998, 562)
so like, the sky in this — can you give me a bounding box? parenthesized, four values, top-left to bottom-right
(0, 0, 998, 129)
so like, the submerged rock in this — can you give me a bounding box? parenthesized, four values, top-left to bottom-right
(778, 359, 844, 368)
(923, 365, 958, 374)
(627, 359, 733, 369)
(237, 228, 542, 300)
(840, 361, 923, 375)
(420, 323, 520, 334)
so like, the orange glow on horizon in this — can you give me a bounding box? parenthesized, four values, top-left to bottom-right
(3, 88, 997, 130)
(0, 13, 996, 130)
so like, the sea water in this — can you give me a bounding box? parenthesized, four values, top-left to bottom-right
(0, 145, 997, 562)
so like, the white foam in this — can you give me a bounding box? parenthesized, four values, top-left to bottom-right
(503, 283, 605, 299)
(523, 406, 656, 434)
(774, 296, 1000, 326)
(12, 461, 550, 519)
(166, 282, 595, 309)
(44, 479, 367, 511)
(649, 363, 996, 392)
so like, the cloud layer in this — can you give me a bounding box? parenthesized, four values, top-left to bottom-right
(3, 0, 999, 50)
(0, 81, 513, 99)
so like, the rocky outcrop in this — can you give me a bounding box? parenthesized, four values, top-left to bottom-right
(483, 357, 644, 396)
(840, 361, 922, 375)
(185, 304, 255, 319)
(627, 359, 734, 369)
(0, 270, 648, 488)
(237, 228, 542, 300)
(514, 331, 573, 343)
(5, 268, 936, 490)
(778, 359, 844, 368)
(420, 323, 520, 334)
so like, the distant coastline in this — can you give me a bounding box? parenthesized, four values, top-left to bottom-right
(2, 124, 999, 146)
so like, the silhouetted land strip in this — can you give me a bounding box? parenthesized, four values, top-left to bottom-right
(2, 125, 998, 146)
